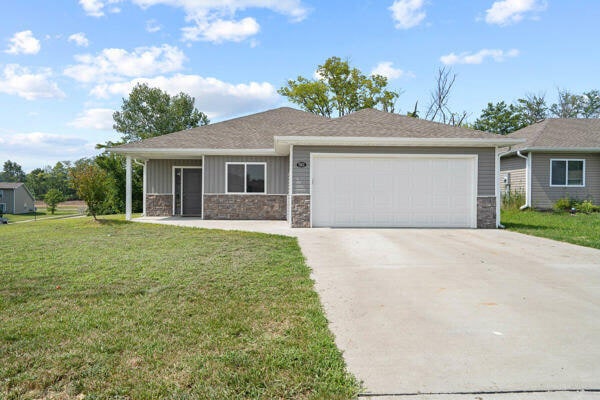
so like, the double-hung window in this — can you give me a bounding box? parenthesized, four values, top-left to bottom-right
(550, 159, 585, 187)
(226, 162, 266, 193)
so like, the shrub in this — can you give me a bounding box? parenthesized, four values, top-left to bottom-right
(553, 197, 573, 212)
(501, 190, 525, 210)
(575, 200, 600, 214)
(69, 164, 116, 220)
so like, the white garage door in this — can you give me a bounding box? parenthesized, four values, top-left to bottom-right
(311, 154, 477, 228)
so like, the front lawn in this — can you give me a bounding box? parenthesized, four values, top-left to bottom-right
(3, 207, 81, 223)
(502, 209, 600, 249)
(0, 217, 358, 399)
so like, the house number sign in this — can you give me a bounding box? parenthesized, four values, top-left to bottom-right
(296, 161, 307, 168)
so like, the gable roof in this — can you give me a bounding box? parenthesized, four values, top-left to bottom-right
(506, 118, 600, 152)
(0, 182, 24, 190)
(111, 107, 522, 157)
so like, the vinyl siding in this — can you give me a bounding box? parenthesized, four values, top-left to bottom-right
(500, 155, 526, 194)
(292, 146, 495, 196)
(14, 186, 34, 214)
(0, 189, 14, 213)
(531, 152, 600, 209)
(147, 159, 202, 194)
(204, 156, 288, 194)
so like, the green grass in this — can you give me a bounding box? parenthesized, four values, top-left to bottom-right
(3, 207, 81, 223)
(502, 209, 600, 249)
(0, 216, 358, 399)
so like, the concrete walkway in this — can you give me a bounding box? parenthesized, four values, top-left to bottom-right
(133, 217, 600, 398)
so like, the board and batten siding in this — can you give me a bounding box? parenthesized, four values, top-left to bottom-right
(204, 156, 289, 194)
(147, 159, 202, 194)
(531, 152, 600, 209)
(292, 146, 495, 196)
(14, 186, 34, 213)
(500, 155, 526, 194)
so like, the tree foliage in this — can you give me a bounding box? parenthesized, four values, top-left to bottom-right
(278, 56, 400, 117)
(44, 188, 64, 215)
(473, 101, 526, 135)
(95, 153, 143, 213)
(549, 89, 600, 119)
(24, 161, 77, 199)
(1, 160, 26, 182)
(69, 163, 115, 220)
(113, 83, 209, 143)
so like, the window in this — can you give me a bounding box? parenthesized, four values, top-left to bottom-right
(226, 163, 266, 193)
(0, 190, 3, 200)
(551, 159, 585, 187)
(0, 203, 5, 213)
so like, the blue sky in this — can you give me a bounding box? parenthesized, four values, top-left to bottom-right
(0, 0, 598, 171)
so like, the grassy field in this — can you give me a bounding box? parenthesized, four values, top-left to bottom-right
(0, 216, 358, 399)
(502, 209, 600, 249)
(3, 207, 82, 223)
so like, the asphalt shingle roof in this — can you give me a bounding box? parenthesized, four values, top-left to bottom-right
(508, 118, 600, 150)
(0, 182, 23, 189)
(114, 107, 500, 151)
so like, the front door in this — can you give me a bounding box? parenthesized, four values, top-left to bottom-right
(174, 168, 202, 216)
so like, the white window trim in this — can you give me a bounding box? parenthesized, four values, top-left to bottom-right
(550, 158, 585, 187)
(225, 162, 267, 194)
(172, 166, 203, 216)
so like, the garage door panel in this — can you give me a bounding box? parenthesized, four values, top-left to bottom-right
(312, 155, 477, 228)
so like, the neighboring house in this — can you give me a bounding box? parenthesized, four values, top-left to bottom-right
(500, 119, 600, 209)
(111, 107, 522, 228)
(0, 182, 35, 214)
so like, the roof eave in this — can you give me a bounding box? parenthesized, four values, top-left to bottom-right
(274, 136, 525, 153)
(109, 148, 278, 159)
(500, 147, 600, 157)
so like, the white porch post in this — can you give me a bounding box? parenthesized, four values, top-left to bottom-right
(126, 155, 132, 221)
(142, 160, 147, 216)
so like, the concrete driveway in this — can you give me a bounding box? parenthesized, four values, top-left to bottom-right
(136, 218, 600, 398)
(295, 229, 600, 399)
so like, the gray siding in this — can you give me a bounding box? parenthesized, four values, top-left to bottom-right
(292, 146, 495, 196)
(204, 156, 288, 194)
(14, 186, 34, 213)
(0, 189, 14, 213)
(500, 155, 526, 194)
(147, 159, 202, 194)
(531, 152, 600, 209)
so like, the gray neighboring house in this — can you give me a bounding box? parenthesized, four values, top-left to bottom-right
(500, 119, 600, 209)
(0, 182, 35, 214)
(111, 107, 522, 228)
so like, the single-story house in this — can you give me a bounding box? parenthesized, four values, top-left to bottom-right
(111, 107, 523, 228)
(500, 118, 600, 209)
(0, 182, 35, 214)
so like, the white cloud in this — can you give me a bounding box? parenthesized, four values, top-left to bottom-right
(89, 74, 279, 119)
(79, 0, 309, 43)
(389, 0, 426, 29)
(63, 44, 186, 83)
(0, 132, 97, 171)
(0, 64, 65, 100)
(485, 0, 546, 26)
(371, 61, 413, 80)
(146, 19, 161, 33)
(68, 108, 114, 130)
(68, 32, 90, 47)
(79, 0, 122, 17)
(440, 48, 519, 65)
(5, 30, 41, 55)
(182, 17, 260, 43)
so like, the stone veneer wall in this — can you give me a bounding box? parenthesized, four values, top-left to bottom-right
(477, 196, 496, 229)
(291, 195, 311, 228)
(203, 194, 286, 220)
(146, 194, 173, 216)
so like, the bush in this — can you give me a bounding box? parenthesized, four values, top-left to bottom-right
(553, 197, 573, 212)
(576, 200, 600, 214)
(501, 190, 525, 210)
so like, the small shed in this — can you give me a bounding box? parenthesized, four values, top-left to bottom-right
(0, 182, 35, 214)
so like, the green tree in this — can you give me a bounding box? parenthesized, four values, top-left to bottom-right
(1, 160, 26, 182)
(26, 167, 49, 198)
(95, 153, 143, 212)
(516, 93, 548, 125)
(581, 90, 600, 118)
(44, 188, 64, 215)
(113, 83, 209, 143)
(278, 56, 400, 117)
(69, 163, 115, 221)
(550, 89, 582, 118)
(473, 101, 526, 135)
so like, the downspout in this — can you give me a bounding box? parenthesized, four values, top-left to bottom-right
(516, 151, 531, 210)
(495, 147, 503, 228)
